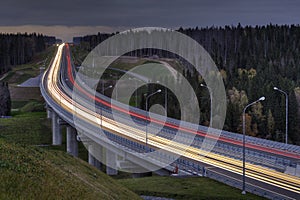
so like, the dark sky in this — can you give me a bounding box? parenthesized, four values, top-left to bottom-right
(0, 0, 299, 41)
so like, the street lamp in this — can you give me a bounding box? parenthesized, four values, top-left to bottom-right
(242, 96, 265, 195)
(165, 87, 168, 114)
(100, 85, 113, 127)
(274, 87, 288, 144)
(102, 84, 113, 95)
(200, 83, 212, 125)
(145, 89, 162, 146)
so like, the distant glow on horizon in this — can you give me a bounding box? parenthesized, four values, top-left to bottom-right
(1, 0, 300, 41)
(0, 0, 299, 41)
(0, 25, 128, 42)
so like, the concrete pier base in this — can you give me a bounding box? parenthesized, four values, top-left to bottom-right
(117, 160, 152, 177)
(132, 172, 152, 178)
(94, 160, 102, 171)
(52, 112, 62, 145)
(66, 126, 78, 157)
(106, 149, 118, 175)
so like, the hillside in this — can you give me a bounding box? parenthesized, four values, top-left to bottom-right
(0, 139, 140, 199)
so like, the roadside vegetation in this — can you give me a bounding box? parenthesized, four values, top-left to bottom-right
(118, 176, 265, 200)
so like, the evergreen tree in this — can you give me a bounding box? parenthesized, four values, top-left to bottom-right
(267, 109, 275, 139)
(0, 82, 11, 116)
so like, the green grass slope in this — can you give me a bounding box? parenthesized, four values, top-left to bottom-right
(0, 139, 140, 199)
(118, 176, 265, 200)
(0, 111, 140, 200)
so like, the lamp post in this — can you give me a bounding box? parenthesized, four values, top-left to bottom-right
(274, 87, 288, 144)
(242, 96, 265, 195)
(100, 85, 113, 128)
(145, 89, 162, 146)
(116, 86, 118, 101)
(200, 83, 212, 125)
(165, 87, 167, 116)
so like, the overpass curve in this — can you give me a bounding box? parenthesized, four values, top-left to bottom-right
(41, 43, 300, 199)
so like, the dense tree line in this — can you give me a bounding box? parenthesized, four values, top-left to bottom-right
(0, 33, 56, 75)
(73, 33, 114, 51)
(178, 24, 300, 144)
(75, 24, 300, 144)
(0, 82, 11, 116)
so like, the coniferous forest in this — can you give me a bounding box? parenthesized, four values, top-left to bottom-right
(183, 24, 300, 145)
(74, 24, 300, 145)
(0, 33, 56, 75)
(180, 24, 300, 145)
(0, 33, 56, 116)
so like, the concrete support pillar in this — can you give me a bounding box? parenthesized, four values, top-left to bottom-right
(47, 109, 52, 119)
(66, 126, 78, 157)
(106, 149, 118, 175)
(88, 145, 96, 166)
(52, 112, 62, 145)
(88, 145, 102, 171)
(94, 160, 102, 171)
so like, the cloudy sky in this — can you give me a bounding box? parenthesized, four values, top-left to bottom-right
(0, 0, 299, 41)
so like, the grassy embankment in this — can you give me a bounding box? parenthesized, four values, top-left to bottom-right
(0, 109, 140, 199)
